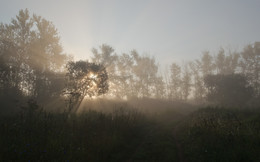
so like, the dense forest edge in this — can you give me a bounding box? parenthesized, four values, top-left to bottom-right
(1, 9, 260, 161)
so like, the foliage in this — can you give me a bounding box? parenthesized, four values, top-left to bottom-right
(1, 101, 260, 161)
(91, 46, 165, 99)
(0, 105, 152, 161)
(1, 9, 260, 108)
(204, 74, 253, 106)
(64, 60, 108, 112)
(0, 9, 68, 110)
(178, 107, 260, 162)
(240, 43, 260, 97)
(169, 63, 182, 100)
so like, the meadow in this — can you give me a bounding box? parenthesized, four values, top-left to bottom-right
(1, 99, 260, 161)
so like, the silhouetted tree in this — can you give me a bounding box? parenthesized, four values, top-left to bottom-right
(0, 9, 68, 111)
(154, 76, 165, 99)
(239, 42, 260, 97)
(204, 74, 253, 107)
(64, 60, 108, 112)
(169, 62, 182, 100)
(189, 61, 205, 103)
(201, 51, 215, 77)
(131, 51, 160, 98)
(215, 48, 239, 75)
(91, 44, 118, 96)
(116, 53, 135, 98)
(180, 63, 192, 101)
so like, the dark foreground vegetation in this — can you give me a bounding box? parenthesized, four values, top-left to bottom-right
(178, 107, 260, 162)
(1, 99, 260, 162)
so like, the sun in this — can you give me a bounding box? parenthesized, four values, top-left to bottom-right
(88, 72, 97, 79)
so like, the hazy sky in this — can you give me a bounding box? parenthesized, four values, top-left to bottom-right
(1, 0, 260, 65)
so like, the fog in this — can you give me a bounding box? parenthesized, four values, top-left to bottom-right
(0, 9, 260, 161)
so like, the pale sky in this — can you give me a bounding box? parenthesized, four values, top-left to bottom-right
(0, 0, 260, 65)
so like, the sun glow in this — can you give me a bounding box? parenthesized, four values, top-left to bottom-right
(88, 72, 97, 79)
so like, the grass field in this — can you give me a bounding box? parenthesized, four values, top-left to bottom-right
(1, 100, 260, 161)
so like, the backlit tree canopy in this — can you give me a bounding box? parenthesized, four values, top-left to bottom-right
(0, 9, 68, 111)
(1, 9, 260, 113)
(64, 60, 108, 112)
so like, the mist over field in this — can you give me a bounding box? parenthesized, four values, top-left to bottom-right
(0, 8, 260, 161)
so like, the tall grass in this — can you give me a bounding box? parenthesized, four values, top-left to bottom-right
(0, 101, 147, 161)
(178, 107, 260, 162)
(1, 99, 260, 161)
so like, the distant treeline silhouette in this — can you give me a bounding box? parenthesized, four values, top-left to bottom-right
(0, 9, 259, 114)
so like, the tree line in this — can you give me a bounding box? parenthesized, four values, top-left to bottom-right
(90, 43, 259, 107)
(0, 9, 259, 113)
